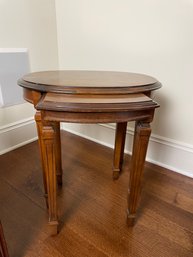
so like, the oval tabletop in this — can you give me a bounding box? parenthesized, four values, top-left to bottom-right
(18, 70, 161, 95)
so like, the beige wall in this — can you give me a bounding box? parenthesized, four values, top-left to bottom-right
(0, 0, 58, 127)
(0, 0, 58, 72)
(55, 0, 193, 145)
(55, 0, 193, 176)
(0, 0, 58, 153)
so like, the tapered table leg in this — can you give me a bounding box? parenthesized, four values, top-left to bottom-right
(35, 111, 48, 208)
(35, 114, 59, 234)
(113, 122, 127, 180)
(53, 122, 63, 186)
(127, 121, 151, 226)
(0, 220, 9, 257)
(41, 123, 58, 235)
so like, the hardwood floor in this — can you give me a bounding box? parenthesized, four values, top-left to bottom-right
(0, 130, 193, 257)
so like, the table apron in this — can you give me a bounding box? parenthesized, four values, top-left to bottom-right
(41, 109, 155, 123)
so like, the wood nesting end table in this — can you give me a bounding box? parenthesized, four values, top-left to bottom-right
(18, 70, 161, 235)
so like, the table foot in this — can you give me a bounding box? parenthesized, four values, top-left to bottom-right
(127, 211, 136, 226)
(112, 168, 121, 180)
(48, 221, 59, 236)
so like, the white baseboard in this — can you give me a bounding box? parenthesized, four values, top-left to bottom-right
(0, 117, 37, 155)
(61, 123, 193, 178)
(1, 118, 193, 179)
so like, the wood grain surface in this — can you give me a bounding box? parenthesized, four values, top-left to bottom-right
(22, 71, 157, 88)
(43, 93, 151, 104)
(36, 92, 158, 114)
(18, 70, 162, 95)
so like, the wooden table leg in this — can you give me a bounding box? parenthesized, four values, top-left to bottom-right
(35, 113, 59, 235)
(0, 221, 9, 257)
(53, 122, 63, 186)
(35, 111, 48, 208)
(35, 113, 62, 207)
(41, 123, 58, 235)
(113, 122, 127, 180)
(127, 121, 151, 226)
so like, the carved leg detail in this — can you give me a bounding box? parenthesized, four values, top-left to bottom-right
(35, 111, 48, 208)
(127, 121, 151, 226)
(53, 122, 63, 186)
(42, 125, 58, 235)
(113, 122, 127, 180)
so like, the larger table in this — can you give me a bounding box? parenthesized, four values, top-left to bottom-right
(18, 70, 161, 235)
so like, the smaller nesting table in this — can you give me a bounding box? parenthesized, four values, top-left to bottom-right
(18, 70, 161, 235)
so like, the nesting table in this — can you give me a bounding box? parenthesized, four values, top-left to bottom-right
(18, 70, 161, 235)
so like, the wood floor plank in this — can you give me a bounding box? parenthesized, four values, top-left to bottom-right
(0, 130, 193, 257)
(143, 170, 193, 214)
(0, 178, 49, 257)
(0, 142, 46, 209)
